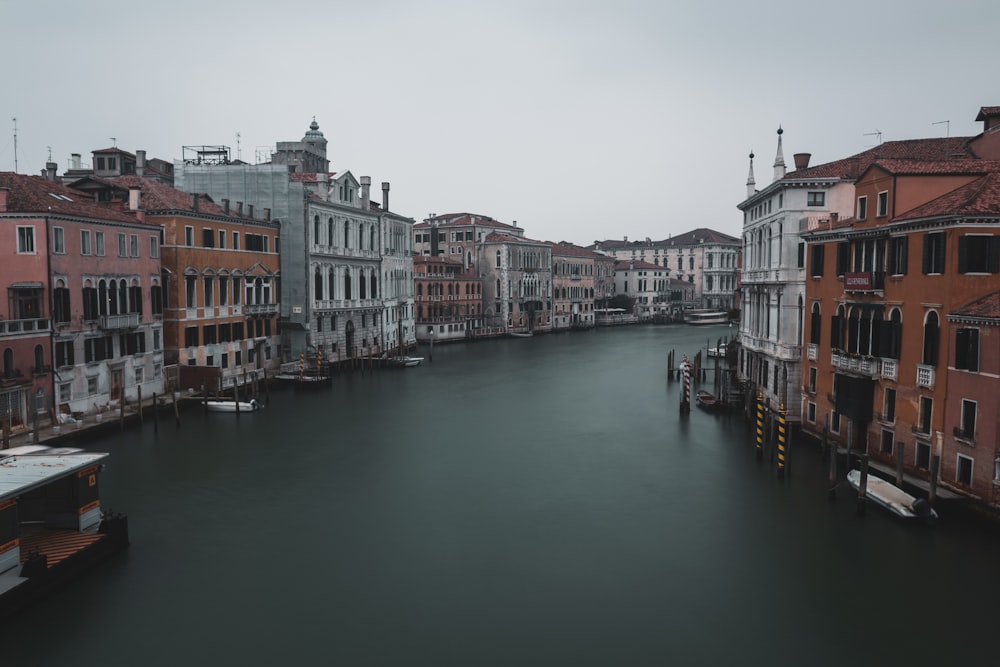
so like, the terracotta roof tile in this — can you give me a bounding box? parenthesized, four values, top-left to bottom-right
(976, 107, 1000, 120)
(785, 137, 977, 181)
(950, 290, 1000, 320)
(0, 172, 137, 223)
(894, 172, 1000, 220)
(414, 213, 519, 231)
(546, 241, 611, 259)
(614, 259, 666, 270)
(866, 158, 1000, 176)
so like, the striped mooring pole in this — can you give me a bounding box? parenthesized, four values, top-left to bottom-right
(776, 403, 787, 478)
(755, 393, 764, 460)
(681, 355, 691, 413)
(299, 352, 305, 380)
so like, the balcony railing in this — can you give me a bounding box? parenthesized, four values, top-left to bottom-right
(831, 351, 880, 377)
(953, 426, 975, 444)
(0, 317, 51, 335)
(916, 364, 935, 388)
(99, 312, 139, 330)
(881, 359, 897, 381)
(246, 303, 278, 315)
(807, 343, 817, 361)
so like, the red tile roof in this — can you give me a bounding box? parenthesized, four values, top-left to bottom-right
(483, 231, 544, 244)
(614, 259, 665, 271)
(894, 172, 1000, 221)
(546, 241, 611, 259)
(0, 172, 137, 223)
(950, 290, 1000, 321)
(784, 137, 976, 181)
(865, 158, 1000, 176)
(976, 107, 1000, 120)
(414, 213, 519, 231)
(594, 227, 739, 249)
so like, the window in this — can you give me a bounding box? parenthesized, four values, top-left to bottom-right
(918, 396, 932, 435)
(203, 325, 217, 344)
(202, 228, 214, 248)
(958, 235, 1000, 274)
(808, 367, 816, 393)
(957, 454, 974, 487)
(81, 230, 91, 255)
(130, 234, 139, 257)
(95, 231, 105, 256)
(810, 244, 824, 277)
(835, 242, 850, 276)
(883, 388, 896, 423)
(922, 311, 939, 366)
(53, 227, 65, 253)
(955, 327, 980, 371)
(797, 242, 805, 268)
(185, 275, 197, 308)
(150, 235, 159, 258)
(959, 399, 977, 440)
(857, 196, 867, 220)
(53, 282, 71, 323)
(810, 303, 821, 345)
(233, 232, 240, 250)
(888, 237, 908, 275)
(922, 232, 945, 274)
(55, 340, 74, 367)
(118, 233, 127, 257)
(219, 230, 226, 249)
(16, 226, 35, 253)
(184, 326, 199, 347)
(807, 192, 825, 207)
(203, 276, 214, 307)
(807, 402, 816, 423)
(150, 285, 163, 316)
(876, 191, 889, 217)
(184, 226, 194, 246)
(880, 429, 894, 455)
(831, 411, 841, 433)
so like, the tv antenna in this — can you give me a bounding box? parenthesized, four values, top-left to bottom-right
(235, 132, 242, 161)
(47, 146, 52, 161)
(932, 120, 950, 137)
(110, 137, 117, 147)
(11, 117, 18, 173)
(863, 129, 882, 146)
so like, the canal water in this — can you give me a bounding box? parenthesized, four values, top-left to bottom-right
(3, 325, 998, 665)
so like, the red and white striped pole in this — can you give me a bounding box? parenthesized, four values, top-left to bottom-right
(681, 354, 691, 413)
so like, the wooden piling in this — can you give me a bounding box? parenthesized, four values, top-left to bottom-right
(856, 454, 869, 516)
(929, 454, 940, 506)
(827, 417, 837, 499)
(173, 388, 180, 427)
(263, 369, 270, 403)
(754, 394, 764, 460)
(152, 392, 159, 433)
(137, 385, 143, 424)
(895, 441, 905, 487)
(776, 405, 787, 480)
(234, 380, 241, 417)
(119, 394, 125, 431)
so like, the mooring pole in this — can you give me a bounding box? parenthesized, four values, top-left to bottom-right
(895, 441, 905, 487)
(776, 404, 787, 480)
(152, 392, 159, 434)
(137, 385, 143, 425)
(754, 393, 764, 460)
(856, 454, 869, 516)
(827, 415, 837, 499)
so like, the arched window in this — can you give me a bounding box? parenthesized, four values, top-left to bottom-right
(314, 268, 324, 300)
(417, 284, 423, 297)
(810, 302, 821, 345)
(98, 279, 109, 316)
(370, 227, 376, 251)
(327, 218, 334, 246)
(370, 273, 377, 299)
(344, 269, 352, 300)
(923, 311, 939, 366)
(313, 215, 321, 243)
(887, 308, 902, 360)
(328, 267, 336, 299)
(847, 307, 860, 353)
(34, 344, 44, 372)
(359, 270, 367, 299)
(496, 250, 501, 268)
(344, 223, 350, 249)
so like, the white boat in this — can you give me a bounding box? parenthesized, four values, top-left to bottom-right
(509, 331, 534, 338)
(390, 356, 424, 367)
(205, 398, 261, 413)
(707, 343, 727, 358)
(684, 310, 729, 325)
(847, 469, 937, 519)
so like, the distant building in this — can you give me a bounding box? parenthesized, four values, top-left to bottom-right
(613, 260, 672, 321)
(413, 254, 482, 342)
(479, 232, 552, 334)
(548, 241, 614, 331)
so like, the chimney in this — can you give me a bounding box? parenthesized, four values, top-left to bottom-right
(136, 149, 146, 177)
(248, 204, 254, 219)
(360, 176, 371, 209)
(222, 198, 230, 215)
(263, 207, 271, 221)
(71, 153, 82, 170)
(793, 153, 811, 170)
(191, 193, 199, 211)
(382, 181, 391, 211)
(129, 186, 142, 211)
(236, 201, 243, 216)
(0, 187, 9, 212)
(45, 162, 58, 181)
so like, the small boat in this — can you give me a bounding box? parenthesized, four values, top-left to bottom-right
(389, 356, 424, 367)
(695, 390, 718, 410)
(204, 398, 261, 413)
(510, 331, 533, 338)
(684, 310, 729, 325)
(707, 344, 727, 358)
(846, 469, 937, 519)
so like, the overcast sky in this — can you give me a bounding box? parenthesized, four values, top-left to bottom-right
(3, 0, 997, 246)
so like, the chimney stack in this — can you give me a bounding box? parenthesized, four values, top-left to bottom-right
(360, 176, 371, 210)
(381, 181, 390, 211)
(71, 153, 82, 170)
(45, 162, 58, 181)
(263, 207, 271, 221)
(191, 193, 199, 211)
(222, 198, 230, 215)
(248, 204, 254, 219)
(136, 150, 146, 177)
(236, 201, 243, 216)
(793, 153, 811, 170)
(129, 186, 142, 211)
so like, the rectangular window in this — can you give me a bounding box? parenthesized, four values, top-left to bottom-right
(808, 367, 816, 392)
(184, 326, 199, 348)
(118, 233, 127, 257)
(876, 191, 889, 217)
(888, 236, 908, 275)
(150, 235, 159, 258)
(203, 325, 217, 344)
(203, 276, 214, 307)
(185, 276, 197, 308)
(883, 388, 896, 423)
(797, 242, 805, 268)
(16, 226, 35, 253)
(95, 231, 105, 256)
(233, 232, 240, 250)
(918, 396, 933, 435)
(957, 454, 974, 487)
(857, 196, 867, 220)
(202, 228, 214, 248)
(835, 242, 850, 276)
(810, 244, 824, 277)
(831, 411, 841, 433)
(55, 340, 75, 367)
(185, 226, 194, 246)
(219, 230, 226, 249)
(81, 230, 91, 255)
(922, 232, 946, 274)
(130, 234, 139, 257)
(807, 402, 816, 423)
(87, 377, 98, 395)
(53, 227, 65, 254)
(957, 235, 1000, 274)
(955, 328, 980, 371)
(880, 429, 894, 455)
(807, 191, 825, 207)
(960, 399, 977, 440)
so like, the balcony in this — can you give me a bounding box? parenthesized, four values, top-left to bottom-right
(953, 426, 975, 445)
(807, 343, 817, 361)
(916, 364, 935, 388)
(0, 317, 51, 336)
(831, 351, 880, 377)
(98, 312, 139, 330)
(881, 359, 897, 381)
(246, 303, 278, 316)
(843, 272, 885, 293)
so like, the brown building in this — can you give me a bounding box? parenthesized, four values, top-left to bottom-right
(548, 241, 609, 330)
(414, 254, 483, 342)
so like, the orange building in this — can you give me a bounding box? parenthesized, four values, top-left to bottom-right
(413, 254, 482, 342)
(802, 150, 1000, 506)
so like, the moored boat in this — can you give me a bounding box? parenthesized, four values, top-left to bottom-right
(846, 469, 937, 520)
(510, 331, 534, 338)
(205, 398, 262, 413)
(684, 310, 729, 325)
(389, 356, 424, 367)
(695, 390, 718, 410)
(0, 445, 129, 620)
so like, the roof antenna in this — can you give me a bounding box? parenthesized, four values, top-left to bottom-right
(47, 146, 52, 161)
(11, 117, 17, 173)
(110, 137, 117, 147)
(235, 132, 242, 161)
(863, 129, 882, 146)
(932, 120, 950, 138)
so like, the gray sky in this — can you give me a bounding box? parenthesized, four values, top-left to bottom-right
(3, 0, 997, 246)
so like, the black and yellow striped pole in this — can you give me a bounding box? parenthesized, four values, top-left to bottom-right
(776, 403, 787, 479)
(299, 352, 305, 380)
(755, 393, 764, 460)
(317, 348, 322, 377)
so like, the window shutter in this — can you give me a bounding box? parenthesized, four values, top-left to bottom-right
(958, 236, 968, 273)
(899, 237, 908, 274)
(956, 329, 969, 369)
(830, 315, 841, 349)
(969, 329, 980, 371)
(990, 237, 1000, 274)
(922, 234, 931, 274)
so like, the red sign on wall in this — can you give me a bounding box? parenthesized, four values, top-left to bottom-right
(844, 272, 872, 290)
